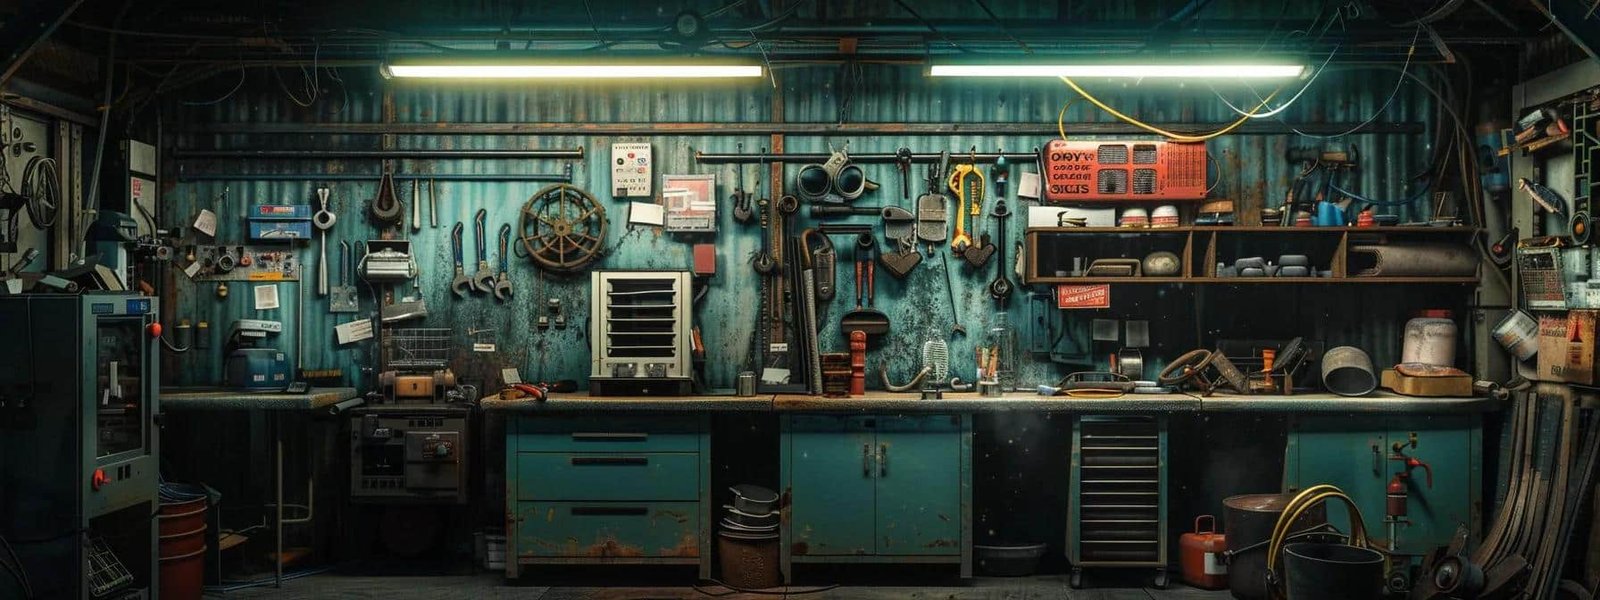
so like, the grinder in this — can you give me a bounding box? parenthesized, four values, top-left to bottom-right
(224, 319, 291, 390)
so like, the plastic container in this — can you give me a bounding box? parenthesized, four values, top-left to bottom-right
(1402, 311, 1457, 367)
(1179, 516, 1228, 590)
(1282, 542, 1385, 600)
(159, 546, 206, 600)
(1493, 310, 1539, 361)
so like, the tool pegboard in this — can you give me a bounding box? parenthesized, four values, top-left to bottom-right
(182, 245, 302, 281)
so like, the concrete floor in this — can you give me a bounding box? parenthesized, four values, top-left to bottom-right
(213, 573, 1234, 599)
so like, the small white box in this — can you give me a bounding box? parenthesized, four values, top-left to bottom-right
(610, 142, 652, 198)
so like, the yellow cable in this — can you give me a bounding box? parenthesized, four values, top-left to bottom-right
(1058, 76, 1283, 142)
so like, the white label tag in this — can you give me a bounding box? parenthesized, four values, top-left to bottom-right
(501, 368, 522, 385)
(1204, 552, 1228, 575)
(473, 343, 496, 353)
(628, 201, 666, 226)
(193, 209, 218, 237)
(1018, 171, 1041, 199)
(253, 284, 280, 310)
(768, 343, 789, 353)
(335, 319, 373, 345)
(760, 368, 791, 385)
(183, 261, 201, 278)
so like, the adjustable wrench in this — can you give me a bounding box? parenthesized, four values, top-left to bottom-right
(731, 142, 753, 224)
(947, 164, 979, 252)
(493, 223, 513, 302)
(450, 222, 473, 298)
(472, 208, 494, 293)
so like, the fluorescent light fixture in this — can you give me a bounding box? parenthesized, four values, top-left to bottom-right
(381, 62, 763, 80)
(929, 63, 1305, 79)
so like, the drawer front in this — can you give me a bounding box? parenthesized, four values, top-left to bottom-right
(516, 452, 700, 501)
(516, 415, 701, 453)
(513, 501, 700, 559)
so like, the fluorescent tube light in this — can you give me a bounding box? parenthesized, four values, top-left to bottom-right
(929, 64, 1305, 79)
(381, 63, 763, 79)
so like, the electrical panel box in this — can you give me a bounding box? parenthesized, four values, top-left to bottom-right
(350, 407, 470, 503)
(611, 142, 653, 198)
(590, 270, 694, 395)
(1042, 139, 1207, 202)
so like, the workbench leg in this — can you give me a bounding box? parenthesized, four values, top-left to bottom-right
(275, 412, 283, 588)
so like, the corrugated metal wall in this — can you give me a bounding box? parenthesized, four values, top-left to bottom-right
(161, 34, 1451, 392)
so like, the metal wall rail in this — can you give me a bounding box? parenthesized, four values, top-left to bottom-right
(175, 164, 573, 183)
(696, 151, 1039, 164)
(179, 121, 1425, 137)
(171, 148, 585, 160)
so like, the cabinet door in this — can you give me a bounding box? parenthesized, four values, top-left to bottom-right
(1285, 416, 1388, 537)
(786, 415, 877, 556)
(1388, 416, 1479, 555)
(875, 415, 964, 556)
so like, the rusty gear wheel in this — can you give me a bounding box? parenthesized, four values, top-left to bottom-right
(517, 184, 606, 273)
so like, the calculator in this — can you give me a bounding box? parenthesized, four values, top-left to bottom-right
(1518, 246, 1568, 310)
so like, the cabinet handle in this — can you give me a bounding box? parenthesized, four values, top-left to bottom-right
(572, 432, 648, 442)
(879, 443, 888, 477)
(862, 443, 871, 477)
(1372, 444, 1381, 475)
(571, 506, 649, 516)
(570, 456, 648, 466)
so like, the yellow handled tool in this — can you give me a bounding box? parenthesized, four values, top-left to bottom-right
(947, 164, 984, 252)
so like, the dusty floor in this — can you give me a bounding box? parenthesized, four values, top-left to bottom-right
(212, 572, 1235, 599)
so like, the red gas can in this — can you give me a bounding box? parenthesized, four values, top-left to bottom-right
(1179, 515, 1229, 590)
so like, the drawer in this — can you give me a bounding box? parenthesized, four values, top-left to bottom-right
(513, 501, 700, 559)
(516, 452, 700, 501)
(515, 415, 702, 453)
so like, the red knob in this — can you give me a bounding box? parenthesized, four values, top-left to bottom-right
(91, 468, 108, 490)
(147, 322, 163, 338)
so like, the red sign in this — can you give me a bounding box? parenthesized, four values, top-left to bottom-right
(1056, 284, 1110, 309)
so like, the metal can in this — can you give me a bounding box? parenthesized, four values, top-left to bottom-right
(736, 372, 756, 397)
(1180, 515, 1228, 590)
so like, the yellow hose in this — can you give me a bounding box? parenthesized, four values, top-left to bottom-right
(1058, 76, 1284, 142)
(1265, 486, 1375, 599)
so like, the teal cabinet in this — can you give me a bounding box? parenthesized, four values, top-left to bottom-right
(781, 414, 972, 580)
(505, 414, 710, 578)
(1284, 415, 1482, 566)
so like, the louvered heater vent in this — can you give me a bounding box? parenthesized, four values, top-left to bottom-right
(590, 271, 692, 384)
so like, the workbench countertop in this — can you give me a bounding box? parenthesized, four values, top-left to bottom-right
(480, 390, 1501, 414)
(160, 387, 361, 412)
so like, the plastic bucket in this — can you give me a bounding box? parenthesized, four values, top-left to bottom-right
(159, 524, 207, 557)
(1321, 346, 1376, 396)
(159, 546, 207, 600)
(158, 497, 207, 537)
(1282, 543, 1384, 600)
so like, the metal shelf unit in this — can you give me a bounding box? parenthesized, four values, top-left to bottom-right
(1067, 415, 1169, 589)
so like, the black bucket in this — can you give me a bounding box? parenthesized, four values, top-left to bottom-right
(1282, 542, 1384, 600)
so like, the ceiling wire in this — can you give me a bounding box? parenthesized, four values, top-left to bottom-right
(889, 0, 968, 53)
(968, 0, 1031, 54)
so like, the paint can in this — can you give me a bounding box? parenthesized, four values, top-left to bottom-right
(1402, 310, 1457, 367)
(1492, 310, 1539, 361)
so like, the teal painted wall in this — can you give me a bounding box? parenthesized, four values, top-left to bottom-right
(160, 63, 1450, 392)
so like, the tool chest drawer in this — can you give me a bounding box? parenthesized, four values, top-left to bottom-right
(1069, 415, 1167, 570)
(514, 415, 702, 453)
(512, 501, 701, 559)
(515, 452, 701, 501)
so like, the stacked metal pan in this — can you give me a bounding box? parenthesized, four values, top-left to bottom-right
(721, 484, 779, 540)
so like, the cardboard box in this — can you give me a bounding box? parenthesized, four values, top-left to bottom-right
(1537, 311, 1596, 384)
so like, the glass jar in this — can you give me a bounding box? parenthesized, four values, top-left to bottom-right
(983, 313, 1019, 391)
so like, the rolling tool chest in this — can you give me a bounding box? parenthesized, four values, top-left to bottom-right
(504, 414, 712, 578)
(1067, 415, 1169, 589)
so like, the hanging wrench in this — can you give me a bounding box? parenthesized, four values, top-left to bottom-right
(731, 142, 753, 224)
(947, 163, 977, 252)
(472, 208, 494, 293)
(494, 223, 513, 301)
(450, 222, 472, 298)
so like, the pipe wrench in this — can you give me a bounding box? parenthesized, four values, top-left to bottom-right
(472, 209, 494, 293)
(493, 223, 513, 301)
(947, 163, 985, 252)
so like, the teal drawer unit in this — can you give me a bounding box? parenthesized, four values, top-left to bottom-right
(780, 414, 973, 581)
(1067, 415, 1170, 589)
(506, 414, 710, 578)
(1284, 414, 1482, 574)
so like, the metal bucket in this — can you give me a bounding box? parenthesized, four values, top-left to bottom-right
(1282, 542, 1384, 600)
(1224, 494, 1327, 600)
(1321, 347, 1376, 396)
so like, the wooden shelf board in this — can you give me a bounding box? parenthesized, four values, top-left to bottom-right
(1026, 226, 1479, 235)
(1024, 276, 1479, 285)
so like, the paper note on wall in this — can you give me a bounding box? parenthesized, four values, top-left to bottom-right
(253, 284, 279, 310)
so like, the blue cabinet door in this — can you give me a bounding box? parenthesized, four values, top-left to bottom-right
(786, 415, 877, 557)
(875, 415, 964, 556)
(1285, 416, 1388, 537)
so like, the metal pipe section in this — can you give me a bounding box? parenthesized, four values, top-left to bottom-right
(698, 151, 1039, 164)
(185, 121, 1425, 137)
(176, 169, 572, 184)
(172, 148, 584, 160)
